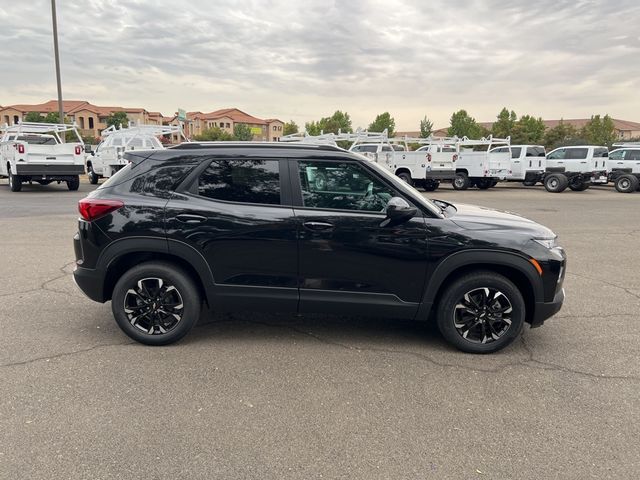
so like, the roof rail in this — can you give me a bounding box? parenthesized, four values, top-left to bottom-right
(612, 142, 640, 147)
(1, 121, 84, 144)
(100, 121, 189, 141)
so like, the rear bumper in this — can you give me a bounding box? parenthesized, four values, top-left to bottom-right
(531, 288, 565, 327)
(73, 264, 106, 303)
(16, 164, 84, 176)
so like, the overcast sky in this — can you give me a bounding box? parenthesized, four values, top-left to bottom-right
(1, 0, 638, 130)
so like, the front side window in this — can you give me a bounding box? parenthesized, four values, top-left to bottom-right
(608, 150, 625, 160)
(198, 159, 280, 205)
(298, 161, 395, 212)
(547, 148, 566, 160)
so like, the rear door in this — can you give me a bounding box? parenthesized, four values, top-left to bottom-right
(509, 146, 523, 178)
(165, 157, 298, 311)
(289, 158, 429, 319)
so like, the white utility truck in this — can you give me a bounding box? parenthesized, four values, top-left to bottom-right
(86, 123, 187, 184)
(489, 145, 546, 185)
(452, 136, 511, 190)
(0, 122, 85, 192)
(607, 143, 640, 193)
(542, 145, 608, 192)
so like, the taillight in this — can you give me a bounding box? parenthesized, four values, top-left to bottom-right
(453, 154, 458, 162)
(78, 198, 124, 221)
(75, 145, 82, 155)
(17, 144, 25, 154)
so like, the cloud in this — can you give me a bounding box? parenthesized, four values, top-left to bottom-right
(0, 0, 638, 130)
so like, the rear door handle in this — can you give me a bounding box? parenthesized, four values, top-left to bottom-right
(176, 213, 207, 224)
(303, 221, 334, 231)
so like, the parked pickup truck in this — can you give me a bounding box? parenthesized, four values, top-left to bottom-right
(452, 137, 511, 190)
(542, 145, 608, 193)
(86, 123, 186, 184)
(0, 122, 85, 192)
(489, 145, 546, 186)
(607, 143, 640, 193)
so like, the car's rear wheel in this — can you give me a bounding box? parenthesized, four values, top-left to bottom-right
(397, 172, 413, 185)
(436, 272, 525, 353)
(568, 178, 589, 191)
(423, 179, 439, 191)
(67, 175, 80, 191)
(111, 262, 201, 345)
(453, 172, 470, 190)
(475, 178, 492, 190)
(614, 174, 639, 193)
(544, 173, 568, 193)
(8, 169, 22, 192)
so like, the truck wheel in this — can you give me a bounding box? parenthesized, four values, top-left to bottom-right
(87, 165, 99, 185)
(111, 261, 201, 345)
(436, 271, 525, 354)
(397, 172, 413, 185)
(544, 173, 568, 193)
(67, 175, 80, 191)
(453, 172, 470, 190)
(476, 178, 492, 190)
(8, 170, 22, 192)
(615, 174, 639, 193)
(423, 179, 439, 191)
(568, 178, 589, 191)
(490, 180, 498, 187)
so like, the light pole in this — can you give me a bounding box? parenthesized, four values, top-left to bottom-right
(51, 0, 64, 129)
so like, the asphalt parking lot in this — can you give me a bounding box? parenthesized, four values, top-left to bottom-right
(1, 179, 638, 479)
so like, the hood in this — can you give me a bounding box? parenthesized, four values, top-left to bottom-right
(447, 202, 555, 238)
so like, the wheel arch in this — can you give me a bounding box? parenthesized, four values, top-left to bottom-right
(98, 237, 214, 305)
(394, 167, 412, 178)
(417, 250, 543, 325)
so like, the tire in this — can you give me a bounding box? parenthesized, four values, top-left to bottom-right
(614, 174, 639, 193)
(436, 271, 526, 354)
(423, 179, 439, 191)
(475, 178, 492, 190)
(568, 178, 589, 191)
(8, 169, 22, 192)
(87, 165, 99, 185)
(67, 175, 80, 191)
(397, 172, 413, 185)
(111, 261, 202, 346)
(490, 180, 498, 187)
(544, 173, 568, 193)
(452, 172, 470, 190)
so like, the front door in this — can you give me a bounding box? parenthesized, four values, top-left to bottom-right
(290, 159, 430, 319)
(165, 158, 298, 311)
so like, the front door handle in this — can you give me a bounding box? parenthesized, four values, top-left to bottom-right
(303, 221, 334, 231)
(176, 213, 207, 224)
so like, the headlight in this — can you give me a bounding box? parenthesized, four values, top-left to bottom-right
(533, 237, 557, 249)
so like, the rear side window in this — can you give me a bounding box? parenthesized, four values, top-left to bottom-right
(565, 148, 588, 160)
(527, 147, 545, 157)
(198, 159, 280, 205)
(359, 145, 378, 153)
(510, 147, 522, 158)
(593, 148, 608, 158)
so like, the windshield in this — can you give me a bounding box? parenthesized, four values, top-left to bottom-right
(364, 158, 443, 217)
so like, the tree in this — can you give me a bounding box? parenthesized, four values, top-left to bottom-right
(193, 126, 233, 141)
(492, 108, 517, 138)
(233, 123, 253, 141)
(447, 109, 483, 138)
(44, 112, 62, 123)
(305, 110, 353, 135)
(419, 116, 433, 138)
(105, 111, 129, 129)
(283, 120, 298, 136)
(512, 115, 546, 144)
(24, 112, 44, 122)
(581, 114, 616, 146)
(368, 112, 395, 136)
(543, 120, 579, 149)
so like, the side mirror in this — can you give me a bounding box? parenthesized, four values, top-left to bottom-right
(84, 145, 93, 153)
(382, 197, 417, 227)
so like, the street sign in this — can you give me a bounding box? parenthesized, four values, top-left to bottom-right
(177, 109, 186, 121)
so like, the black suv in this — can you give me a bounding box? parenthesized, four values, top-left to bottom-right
(73, 143, 566, 353)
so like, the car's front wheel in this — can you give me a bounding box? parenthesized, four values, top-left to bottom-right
(8, 169, 22, 192)
(111, 262, 201, 345)
(436, 272, 525, 353)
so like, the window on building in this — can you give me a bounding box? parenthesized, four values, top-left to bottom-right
(4, 115, 10, 124)
(13, 115, 19, 125)
(198, 159, 281, 205)
(89, 117, 94, 129)
(226, 123, 230, 128)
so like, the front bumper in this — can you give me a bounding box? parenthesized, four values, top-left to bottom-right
(531, 287, 565, 327)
